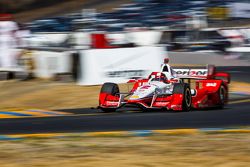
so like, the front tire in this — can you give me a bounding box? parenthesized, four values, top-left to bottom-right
(100, 82, 119, 96)
(99, 82, 119, 112)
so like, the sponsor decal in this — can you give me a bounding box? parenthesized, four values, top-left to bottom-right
(106, 70, 146, 78)
(175, 69, 207, 76)
(106, 101, 118, 106)
(171, 105, 182, 110)
(155, 102, 169, 106)
(131, 95, 140, 99)
(206, 83, 217, 87)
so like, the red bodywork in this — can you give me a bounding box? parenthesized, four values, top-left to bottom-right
(99, 67, 230, 111)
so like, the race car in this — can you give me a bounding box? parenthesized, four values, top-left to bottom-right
(99, 60, 230, 112)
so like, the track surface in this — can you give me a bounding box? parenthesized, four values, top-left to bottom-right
(0, 66, 249, 134)
(0, 101, 249, 134)
(218, 66, 250, 83)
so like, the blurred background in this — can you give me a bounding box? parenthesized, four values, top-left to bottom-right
(0, 0, 250, 82)
(0, 1, 250, 167)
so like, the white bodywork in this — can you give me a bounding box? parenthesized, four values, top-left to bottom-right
(129, 80, 174, 100)
(129, 63, 178, 100)
(128, 62, 209, 101)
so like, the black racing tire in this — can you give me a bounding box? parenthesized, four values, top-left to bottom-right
(173, 83, 192, 112)
(100, 82, 119, 112)
(100, 82, 119, 96)
(218, 84, 226, 109)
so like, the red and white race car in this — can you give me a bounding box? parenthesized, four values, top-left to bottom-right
(99, 60, 230, 112)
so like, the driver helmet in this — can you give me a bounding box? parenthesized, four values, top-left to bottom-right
(150, 72, 168, 82)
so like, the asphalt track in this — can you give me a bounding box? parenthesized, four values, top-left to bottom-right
(0, 66, 249, 134)
(217, 66, 250, 83)
(0, 100, 249, 134)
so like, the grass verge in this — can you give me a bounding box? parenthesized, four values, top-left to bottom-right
(0, 133, 250, 167)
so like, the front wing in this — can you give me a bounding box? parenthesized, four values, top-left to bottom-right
(99, 92, 186, 111)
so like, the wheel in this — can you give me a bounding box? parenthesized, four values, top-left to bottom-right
(100, 82, 119, 96)
(218, 84, 226, 109)
(173, 83, 192, 111)
(99, 82, 119, 112)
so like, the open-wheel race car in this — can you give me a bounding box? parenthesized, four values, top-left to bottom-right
(99, 60, 230, 112)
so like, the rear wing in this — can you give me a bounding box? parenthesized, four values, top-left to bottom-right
(173, 65, 230, 83)
(174, 68, 208, 79)
(172, 65, 214, 79)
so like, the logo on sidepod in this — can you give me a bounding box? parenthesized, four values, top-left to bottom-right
(206, 83, 217, 87)
(155, 102, 169, 106)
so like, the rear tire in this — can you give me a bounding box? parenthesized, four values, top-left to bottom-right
(218, 84, 226, 109)
(173, 83, 192, 111)
(100, 82, 119, 112)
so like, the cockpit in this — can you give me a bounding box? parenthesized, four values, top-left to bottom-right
(148, 72, 168, 83)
